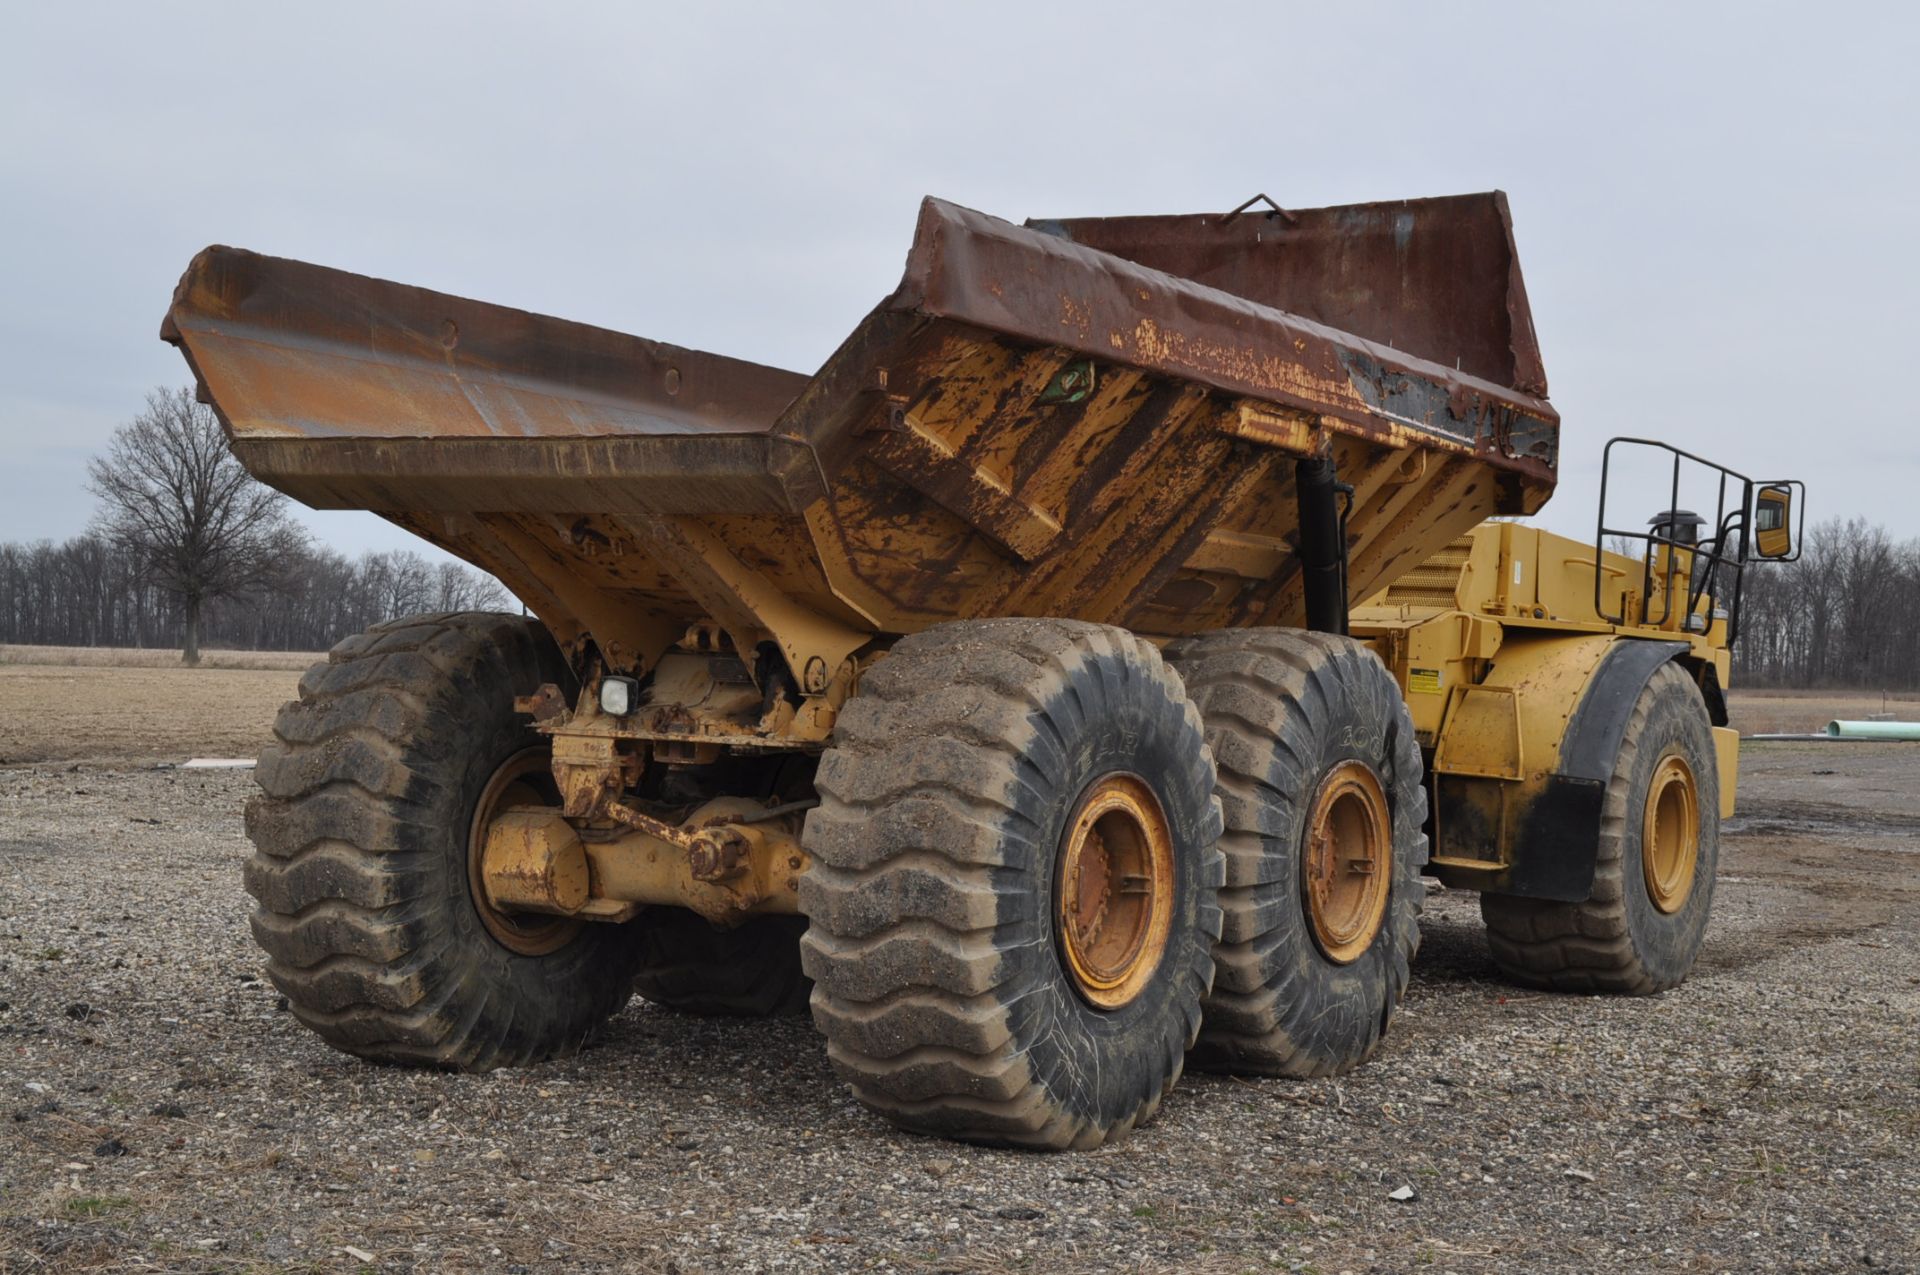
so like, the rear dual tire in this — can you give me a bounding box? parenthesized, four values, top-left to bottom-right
(248, 612, 1428, 1141)
(1167, 629, 1428, 1077)
(800, 619, 1224, 1149)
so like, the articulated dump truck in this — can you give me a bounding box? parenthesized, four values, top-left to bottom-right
(162, 192, 1801, 1149)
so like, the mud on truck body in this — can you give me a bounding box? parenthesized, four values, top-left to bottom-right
(163, 192, 1800, 1148)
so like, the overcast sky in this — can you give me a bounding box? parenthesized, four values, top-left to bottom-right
(3, 2, 1914, 561)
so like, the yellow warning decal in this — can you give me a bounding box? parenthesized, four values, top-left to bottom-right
(1408, 667, 1443, 695)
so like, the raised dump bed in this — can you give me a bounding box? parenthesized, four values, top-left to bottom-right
(164, 193, 1559, 673)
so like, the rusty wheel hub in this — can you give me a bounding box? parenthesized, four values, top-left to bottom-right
(1302, 760, 1392, 965)
(468, 747, 582, 956)
(1055, 773, 1176, 1010)
(1642, 753, 1699, 914)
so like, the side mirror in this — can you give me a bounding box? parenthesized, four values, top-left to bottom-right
(1754, 484, 1794, 559)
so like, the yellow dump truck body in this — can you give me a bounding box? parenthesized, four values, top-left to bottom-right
(164, 192, 1765, 1151)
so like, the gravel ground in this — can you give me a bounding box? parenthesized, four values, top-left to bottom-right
(2, 744, 1917, 1274)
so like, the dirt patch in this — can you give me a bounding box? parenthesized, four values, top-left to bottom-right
(1735, 738, 1920, 824)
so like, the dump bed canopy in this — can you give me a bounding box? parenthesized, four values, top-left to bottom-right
(164, 193, 1559, 671)
(1028, 192, 1547, 396)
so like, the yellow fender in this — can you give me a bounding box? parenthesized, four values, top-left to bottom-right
(1427, 633, 1734, 901)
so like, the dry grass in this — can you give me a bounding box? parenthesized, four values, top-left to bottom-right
(2, 641, 1914, 764)
(0, 657, 313, 766)
(0, 643, 320, 671)
(1725, 688, 1920, 735)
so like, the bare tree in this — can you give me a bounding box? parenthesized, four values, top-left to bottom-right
(86, 387, 297, 664)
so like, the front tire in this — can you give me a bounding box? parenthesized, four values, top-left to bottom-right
(800, 619, 1224, 1149)
(244, 612, 645, 1070)
(1481, 661, 1719, 993)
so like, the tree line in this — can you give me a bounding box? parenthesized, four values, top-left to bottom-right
(2, 384, 508, 662)
(0, 535, 509, 653)
(1730, 517, 1920, 690)
(10, 505, 1907, 687)
(11, 387, 1912, 683)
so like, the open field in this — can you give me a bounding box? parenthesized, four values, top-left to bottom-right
(2, 643, 1915, 767)
(0, 647, 319, 673)
(1726, 689, 1920, 737)
(1, 668, 1917, 1271)
(0, 649, 318, 768)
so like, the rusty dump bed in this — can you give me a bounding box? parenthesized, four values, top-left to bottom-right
(163, 192, 1559, 672)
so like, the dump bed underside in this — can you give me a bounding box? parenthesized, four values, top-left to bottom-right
(164, 193, 1560, 673)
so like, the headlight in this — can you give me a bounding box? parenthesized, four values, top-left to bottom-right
(599, 675, 640, 716)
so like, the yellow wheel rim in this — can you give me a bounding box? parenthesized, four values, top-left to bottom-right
(1302, 760, 1392, 965)
(1055, 773, 1176, 1011)
(468, 746, 583, 956)
(1642, 753, 1699, 914)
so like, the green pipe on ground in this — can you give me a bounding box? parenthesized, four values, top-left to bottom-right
(1824, 720, 1920, 740)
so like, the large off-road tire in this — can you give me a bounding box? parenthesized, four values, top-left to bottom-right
(1481, 661, 1719, 994)
(631, 910, 812, 1016)
(1166, 629, 1428, 1078)
(244, 612, 645, 1070)
(799, 619, 1224, 1150)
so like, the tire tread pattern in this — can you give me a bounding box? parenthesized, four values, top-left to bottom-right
(245, 612, 640, 1071)
(1166, 628, 1428, 1078)
(1481, 661, 1717, 994)
(800, 618, 1223, 1149)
